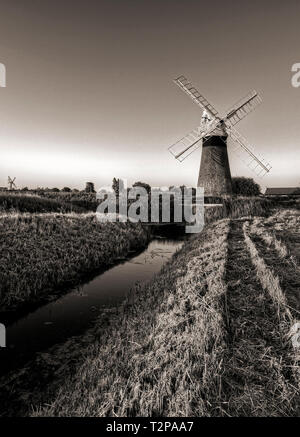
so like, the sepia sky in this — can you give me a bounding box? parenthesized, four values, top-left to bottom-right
(0, 0, 299, 190)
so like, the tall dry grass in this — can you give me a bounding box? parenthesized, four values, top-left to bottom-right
(0, 192, 85, 213)
(0, 213, 149, 312)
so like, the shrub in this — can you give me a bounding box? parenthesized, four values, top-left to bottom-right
(232, 177, 261, 196)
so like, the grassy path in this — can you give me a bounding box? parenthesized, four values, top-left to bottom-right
(221, 219, 299, 416)
(249, 214, 300, 315)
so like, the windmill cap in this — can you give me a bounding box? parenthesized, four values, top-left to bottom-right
(206, 122, 228, 137)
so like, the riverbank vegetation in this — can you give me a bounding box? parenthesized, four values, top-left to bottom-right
(0, 213, 150, 313)
(0, 189, 274, 216)
(0, 191, 105, 213)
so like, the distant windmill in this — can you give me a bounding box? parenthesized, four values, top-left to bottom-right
(169, 75, 272, 197)
(8, 176, 17, 190)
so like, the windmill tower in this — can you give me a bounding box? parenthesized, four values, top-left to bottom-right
(8, 176, 17, 191)
(169, 76, 271, 197)
(197, 114, 232, 196)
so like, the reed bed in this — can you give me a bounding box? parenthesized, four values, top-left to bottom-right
(0, 213, 149, 312)
(0, 192, 274, 216)
(0, 192, 85, 213)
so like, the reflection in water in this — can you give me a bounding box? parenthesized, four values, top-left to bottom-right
(0, 237, 186, 375)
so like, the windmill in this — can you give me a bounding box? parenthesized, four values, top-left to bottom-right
(8, 176, 17, 190)
(169, 75, 272, 197)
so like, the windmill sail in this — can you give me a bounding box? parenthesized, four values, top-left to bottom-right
(228, 127, 271, 176)
(224, 90, 262, 128)
(169, 120, 220, 162)
(173, 75, 219, 120)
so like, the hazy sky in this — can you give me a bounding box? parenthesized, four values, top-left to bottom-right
(0, 0, 299, 190)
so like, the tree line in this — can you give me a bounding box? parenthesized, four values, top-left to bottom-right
(10, 177, 261, 197)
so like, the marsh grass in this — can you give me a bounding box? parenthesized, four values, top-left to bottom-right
(0, 192, 85, 213)
(0, 213, 149, 312)
(0, 192, 273, 216)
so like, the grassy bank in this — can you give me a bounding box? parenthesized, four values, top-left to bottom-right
(0, 192, 87, 213)
(0, 192, 274, 216)
(204, 196, 274, 224)
(0, 213, 150, 313)
(1, 209, 295, 417)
